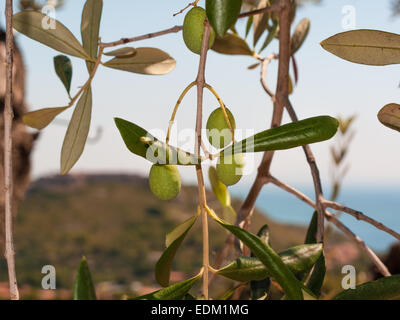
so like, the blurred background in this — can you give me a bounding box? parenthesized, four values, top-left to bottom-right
(0, 0, 399, 299)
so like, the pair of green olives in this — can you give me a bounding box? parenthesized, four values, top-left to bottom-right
(206, 107, 244, 186)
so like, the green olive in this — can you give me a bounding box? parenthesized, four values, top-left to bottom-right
(216, 153, 245, 186)
(149, 164, 181, 200)
(183, 7, 216, 54)
(206, 107, 236, 148)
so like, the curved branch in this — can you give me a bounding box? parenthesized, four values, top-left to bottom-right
(269, 176, 391, 277)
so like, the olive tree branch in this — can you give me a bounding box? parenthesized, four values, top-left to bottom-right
(322, 200, 400, 241)
(237, 0, 292, 231)
(99, 2, 284, 49)
(99, 25, 184, 49)
(285, 98, 326, 243)
(268, 176, 391, 277)
(194, 20, 212, 300)
(4, 0, 19, 300)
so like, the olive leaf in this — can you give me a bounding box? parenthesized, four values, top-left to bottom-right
(290, 18, 310, 55)
(221, 116, 339, 156)
(216, 243, 323, 282)
(304, 211, 326, 296)
(132, 273, 202, 300)
(206, 0, 242, 38)
(156, 213, 199, 287)
(23, 106, 69, 130)
(259, 19, 278, 53)
(378, 104, 400, 132)
(212, 33, 253, 56)
(104, 47, 137, 58)
(251, 225, 271, 300)
(245, 16, 253, 38)
(61, 86, 92, 175)
(104, 47, 176, 75)
(114, 118, 201, 165)
(13, 11, 91, 60)
(320, 29, 400, 66)
(253, 0, 269, 46)
(208, 166, 231, 207)
(73, 256, 97, 300)
(53, 55, 72, 96)
(81, 0, 103, 73)
(333, 275, 400, 300)
(206, 207, 304, 300)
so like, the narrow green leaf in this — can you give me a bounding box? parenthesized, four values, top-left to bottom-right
(208, 166, 231, 207)
(23, 106, 69, 130)
(259, 20, 278, 53)
(245, 16, 253, 38)
(253, 0, 269, 46)
(219, 284, 244, 300)
(306, 255, 326, 296)
(114, 118, 201, 165)
(251, 225, 271, 299)
(13, 11, 91, 60)
(304, 211, 326, 296)
(320, 29, 400, 66)
(53, 55, 72, 95)
(212, 33, 253, 56)
(81, 0, 103, 73)
(104, 47, 137, 57)
(207, 207, 303, 300)
(378, 103, 400, 132)
(60, 86, 92, 175)
(133, 273, 201, 300)
(217, 244, 323, 282)
(206, 0, 242, 37)
(222, 116, 339, 156)
(221, 206, 237, 225)
(333, 275, 400, 300)
(290, 18, 310, 55)
(305, 211, 318, 244)
(104, 47, 176, 75)
(73, 256, 96, 300)
(156, 213, 199, 287)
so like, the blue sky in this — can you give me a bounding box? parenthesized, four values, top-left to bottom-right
(2, 0, 400, 190)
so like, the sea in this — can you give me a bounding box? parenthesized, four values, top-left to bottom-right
(230, 184, 400, 252)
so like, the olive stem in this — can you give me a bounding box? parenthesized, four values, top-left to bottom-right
(194, 19, 212, 300)
(204, 83, 236, 144)
(165, 81, 196, 146)
(68, 45, 105, 108)
(173, 0, 200, 17)
(4, 0, 19, 300)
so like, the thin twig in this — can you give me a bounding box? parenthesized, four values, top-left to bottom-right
(99, 25, 183, 49)
(195, 20, 211, 300)
(4, 0, 19, 300)
(173, 0, 200, 17)
(285, 98, 325, 243)
(260, 54, 277, 101)
(269, 176, 391, 277)
(238, 2, 284, 19)
(323, 200, 400, 241)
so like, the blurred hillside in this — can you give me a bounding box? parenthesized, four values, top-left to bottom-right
(0, 173, 371, 299)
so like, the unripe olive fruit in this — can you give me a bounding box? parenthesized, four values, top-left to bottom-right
(149, 164, 181, 200)
(206, 107, 236, 149)
(183, 7, 216, 54)
(216, 153, 245, 186)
